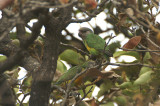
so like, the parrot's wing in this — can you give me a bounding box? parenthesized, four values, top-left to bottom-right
(85, 33, 106, 50)
(55, 66, 82, 85)
(86, 34, 113, 57)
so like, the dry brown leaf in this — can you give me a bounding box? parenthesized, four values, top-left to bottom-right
(90, 98, 98, 106)
(84, 0, 97, 10)
(156, 32, 160, 43)
(100, 71, 114, 79)
(74, 68, 115, 86)
(0, 0, 14, 9)
(59, 0, 69, 4)
(84, 98, 98, 106)
(74, 68, 100, 86)
(123, 36, 141, 50)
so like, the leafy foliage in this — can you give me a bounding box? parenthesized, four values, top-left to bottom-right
(0, 0, 160, 106)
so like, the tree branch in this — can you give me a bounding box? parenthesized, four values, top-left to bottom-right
(20, 93, 30, 106)
(0, 17, 43, 74)
(75, 86, 93, 106)
(120, 47, 160, 53)
(60, 42, 89, 56)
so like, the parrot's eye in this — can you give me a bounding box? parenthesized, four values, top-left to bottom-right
(81, 30, 86, 33)
(83, 30, 89, 33)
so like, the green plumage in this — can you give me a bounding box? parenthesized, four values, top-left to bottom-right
(55, 61, 94, 85)
(55, 66, 82, 85)
(84, 33, 113, 59)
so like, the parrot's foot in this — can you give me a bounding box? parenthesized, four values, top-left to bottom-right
(89, 55, 97, 60)
(95, 59, 103, 69)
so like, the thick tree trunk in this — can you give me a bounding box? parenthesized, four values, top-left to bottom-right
(0, 74, 16, 106)
(29, 18, 60, 106)
(29, 5, 72, 105)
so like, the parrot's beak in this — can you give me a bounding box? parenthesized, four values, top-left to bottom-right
(78, 31, 82, 38)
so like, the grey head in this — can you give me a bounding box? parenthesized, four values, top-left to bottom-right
(78, 27, 93, 40)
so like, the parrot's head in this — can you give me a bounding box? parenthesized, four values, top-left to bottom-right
(78, 27, 93, 40)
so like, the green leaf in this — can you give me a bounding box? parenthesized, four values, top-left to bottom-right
(118, 82, 132, 89)
(57, 60, 67, 73)
(100, 102, 114, 106)
(22, 103, 29, 106)
(0, 55, 7, 62)
(14, 88, 19, 93)
(121, 84, 140, 96)
(60, 49, 85, 65)
(117, 62, 141, 79)
(139, 67, 152, 76)
(113, 51, 140, 60)
(115, 96, 127, 106)
(79, 81, 95, 98)
(134, 71, 153, 85)
(122, 89, 135, 96)
(143, 52, 151, 63)
(97, 79, 113, 98)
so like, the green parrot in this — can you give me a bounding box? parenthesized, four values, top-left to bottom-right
(78, 27, 113, 60)
(55, 61, 95, 85)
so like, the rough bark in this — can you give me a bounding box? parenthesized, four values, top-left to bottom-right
(29, 16, 60, 106)
(29, 6, 73, 106)
(0, 74, 16, 106)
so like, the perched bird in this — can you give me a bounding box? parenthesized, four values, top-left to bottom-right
(55, 61, 95, 85)
(78, 27, 113, 60)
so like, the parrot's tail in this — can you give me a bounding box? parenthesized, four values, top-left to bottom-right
(104, 49, 113, 57)
(104, 54, 111, 62)
(54, 81, 62, 85)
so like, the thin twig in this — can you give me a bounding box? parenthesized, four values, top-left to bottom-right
(61, 67, 90, 106)
(0, 17, 43, 74)
(106, 34, 115, 46)
(51, 85, 65, 94)
(139, 44, 160, 56)
(103, 62, 157, 69)
(120, 47, 160, 52)
(75, 86, 93, 106)
(20, 92, 30, 106)
(60, 42, 90, 56)
(103, 35, 112, 54)
(139, 25, 160, 50)
(70, 0, 109, 23)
